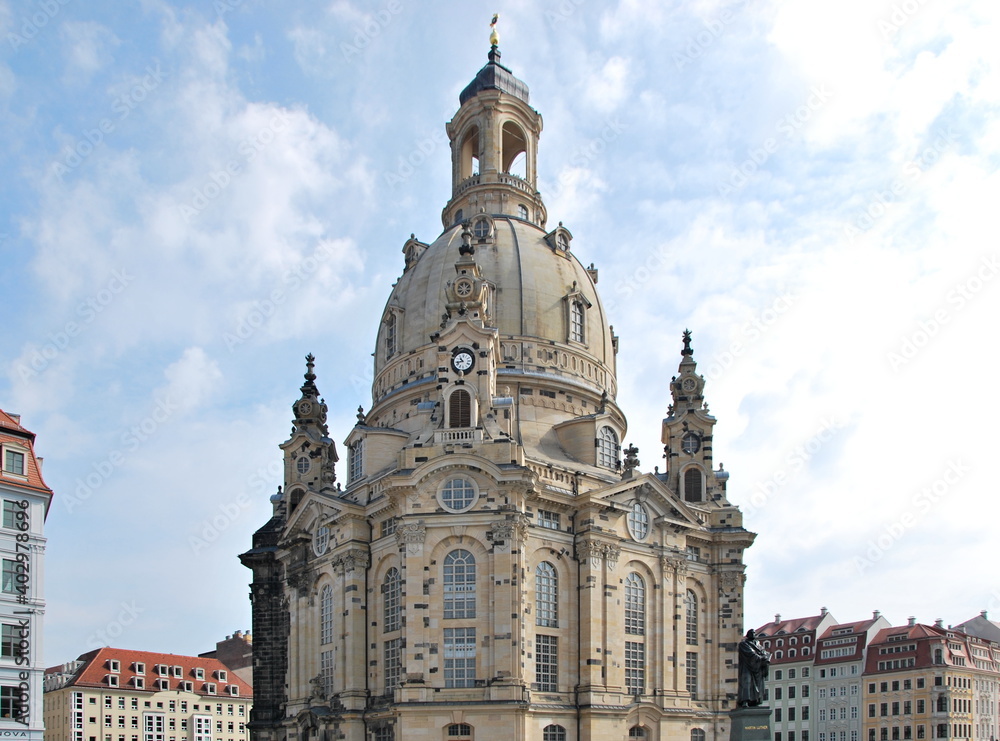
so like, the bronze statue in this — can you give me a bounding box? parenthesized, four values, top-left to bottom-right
(737, 628, 770, 707)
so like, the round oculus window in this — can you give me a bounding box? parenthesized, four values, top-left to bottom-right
(681, 432, 700, 454)
(296, 456, 310, 474)
(313, 525, 330, 556)
(455, 279, 474, 297)
(439, 477, 477, 512)
(472, 219, 491, 239)
(627, 502, 649, 541)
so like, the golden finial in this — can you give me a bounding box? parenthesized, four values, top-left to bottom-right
(489, 13, 499, 47)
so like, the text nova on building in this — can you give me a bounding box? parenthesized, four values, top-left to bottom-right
(241, 38, 756, 741)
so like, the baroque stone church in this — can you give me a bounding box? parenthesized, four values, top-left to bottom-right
(241, 38, 755, 741)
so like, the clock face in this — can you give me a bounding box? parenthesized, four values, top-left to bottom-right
(682, 378, 696, 392)
(452, 351, 474, 372)
(682, 432, 700, 454)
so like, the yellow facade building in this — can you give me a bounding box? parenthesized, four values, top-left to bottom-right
(43, 647, 252, 741)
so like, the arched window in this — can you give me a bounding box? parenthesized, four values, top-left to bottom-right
(349, 439, 363, 482)
(517, 204, 528, 220)
(460, 127, 480, 179)
(598, 426, 618, 469)
(501, 121, 527, 178)
(570, 301, 585, 343)
(625, 572, 645, 635)
(448, 723, 473, 740)
(384, 313, 396, 360)
(686, 589, 698, 645)
(692, 729, 707, 741)
(383, 568, 401, 633)
(542, 725, 566, 741)
(535, 562, 558, 628)
(449, 389, 472, 428)
(684, 467, 703, 502)
(443, 550, 476, 619)
(629, 728, 648, 739)
(320, 584, 333, 645)
(374, 728, 394, 741)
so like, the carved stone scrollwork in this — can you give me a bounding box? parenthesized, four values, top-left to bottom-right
(336, 548, 370, 573)
(396, 522, 426, 556)
(488, 514, 528, 547)
(576, 540, 604, 568)
(719, 570, 745, 588)
(603, 544, 621, 570)
(287, 567, 314, 598)
(660, 554, 686, 575)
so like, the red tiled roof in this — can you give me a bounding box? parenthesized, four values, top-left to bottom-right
(57, 647, 253, 698)
(755, 613, 829, 636)
(0, 409, 53, 502)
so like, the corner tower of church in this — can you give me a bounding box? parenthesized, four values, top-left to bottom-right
(243, 36, 755, 741)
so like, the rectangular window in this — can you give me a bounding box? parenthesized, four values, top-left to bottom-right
(444, 628, 476, 688)
(904, 701, 912, 714)
(1, 501, 21, 530)
(917, 679, 925, 689)
(686, 651, 698, 698)
(882, 703, 889, 717)
(870, 705, 877, 718)
(852, 706, 859, 719)
(538, 510, 561, 530)
(893, 702, 900, 715)
(0, 686, 22, 720)
(789, 686, 797, 699)
(803, 706, 810, 720)
(0, 624, 24, 660)
(384, 638, 402, 695)
(1, 560, 21, 594)
(776, 687, 783, 700)
(788, 707, 796, 722)
(917, 700, 925, 714)
(893, 729, 900, 740)
(193, 716, 212, 741)
(625, 642, 645, 695)
(535, 635, 558, 692)
(143, 714, 164, 741)
(775, 709, 782, 723)
(320, 650, 334, 697)
(917, 729, 925, 741)
(4, 451, 25, 476)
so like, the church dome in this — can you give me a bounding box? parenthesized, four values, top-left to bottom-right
(373, 216, 616, 400)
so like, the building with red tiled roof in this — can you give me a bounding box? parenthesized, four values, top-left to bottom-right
(813, 613, 892, 741)
(861, 620, 1000, 741)
(0, 409, 54, 741)
(43, 647, 253, 741)
(756, 609, 840, 741)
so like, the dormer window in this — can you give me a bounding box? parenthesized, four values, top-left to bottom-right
(157, 664, 168, 677)
(228, 685, 240, 697)
(570, 301, 585, 343)
(106, 674, 119, 687)
(3, 449, 25, 476)
(133, 677, 144, 689)
(215, 670, 228, 682)
(472, 218, 491, 240)
(349, 439, 364, 482)
(384, 312, 397, 360)
(205, 682, 217, 695)
(107, 660, 120, 673)
(172, 666, 183, 678)
(195, 668, 205, 680)
(133, 662, 145, 675)
(597, 426, 619, 469)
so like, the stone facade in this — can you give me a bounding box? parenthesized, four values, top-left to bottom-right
(242, 43, 756, 741)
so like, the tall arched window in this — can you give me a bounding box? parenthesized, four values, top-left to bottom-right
(686, 589, 698, 645)
(535, 562, 558, 628)
(320, 584, 333, 645)
(598, 426, 618, 469)
(384, 313, 397, 360)
(383, 568, 401, 633)
(684, 467, 703, 502)
(692, 729, 707, 741)
(542, 725, 566, 741)
(443, 550, 476, 619)
(570, 301, 585, 343)
(448, 723, 473, 740)
(625, 573, 645, 635)
(449, 389, 472, 428)
(629, 728, 648, 739)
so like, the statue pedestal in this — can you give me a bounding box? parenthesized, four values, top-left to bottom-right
(729, 706, 773, 741)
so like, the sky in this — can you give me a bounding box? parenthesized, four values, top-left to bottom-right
(0, 0, 997, 666)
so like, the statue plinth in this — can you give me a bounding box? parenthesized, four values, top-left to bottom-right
(729, 706, 773, 741)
